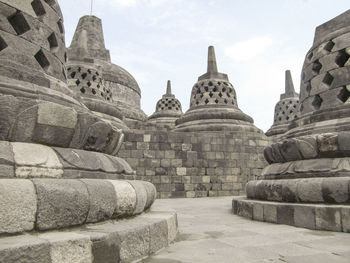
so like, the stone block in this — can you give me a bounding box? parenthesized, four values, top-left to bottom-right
(12, 142, 63, 178)
(315, 206, 342, 231)
(341, 207, 350, 232)
(294, 205, 316, 230)
(237, 200, 253, 219)
(0, 179, 37, 234)
(277, 205, 294, 225)
(40, 232, 92, 263)
(33, 179, 89, 230)
(317, 133, 338, 153)
(281, 180, 298, 202)
(252, 203, 264, 221)
(0, 141, 14, 165)
(176, 167, 186, 176)
(297, 178, 324, 202)
(322, 177, 350, 203)
(127, 180, 148, 214)
(295, 135, 318, 159)
(0, 164, 14, 178)
(118, 226, 150, 263)
(143, 134, 151, 142)
(186, 191, 195, 198)
(0, 235, 51, 263)
(150, 220, 168, 253)
(263, 204, 277, 223)
(279, 139, 302, 161)
(108, 180, 137, 217)
(90, 232, 121, 263)
(33, 124, 74, 148)
(81, 179, 117, 223)
(338, 132, 350, 151)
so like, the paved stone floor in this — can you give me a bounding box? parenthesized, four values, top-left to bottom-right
(142, 196, 350, 263)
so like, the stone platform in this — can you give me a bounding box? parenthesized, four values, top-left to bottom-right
(0, 209, 178, 263)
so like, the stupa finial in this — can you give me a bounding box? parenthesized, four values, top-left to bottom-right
(207, 46, 218, 73)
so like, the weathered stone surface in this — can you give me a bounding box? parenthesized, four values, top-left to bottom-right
(144, 181, 157, 209)
(315, 206, 342, 231)
(108, 180, 137, 217)
(0, 235, 51, 263)
(277, 205, 294, 225)
(37, 102, 78, 129)
(263, 203, 277, 223)
(40, 232, 92, 263)
(297, 178, 324, 202)
(237, 200, 253, 219)
(252, 202, 264, 221)
(317, 133, 338, 153)
(12, 142, 63, 178)
(279, 139, 302, 162)
(81, 179, 117, 223)
(90, 232, 121, 263)
(118, 226, 150, 263)
(341, 207, 350, 232)
(127, 180, 148, 214)
(295, 135, 318, 159)
(0, 141, 14, 165)
(0, 179, 37, 234)
(322, 177, 350, 203)
(33, 179, 89, 230)
(149, 220, 168, 253)
(294, 205, 316, 230)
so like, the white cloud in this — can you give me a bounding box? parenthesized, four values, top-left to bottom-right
(224, 36, 273, 61)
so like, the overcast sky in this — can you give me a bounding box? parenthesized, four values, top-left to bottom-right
(59, 0, 349, 132)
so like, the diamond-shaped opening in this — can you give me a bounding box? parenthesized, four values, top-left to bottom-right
(0, 35, 8, 52)
(96, 71, 99, 76)
(222, 87, 226, 92)
(31, 0, 46, 16)
(87, 81, 92, 87)
(208, 81, 213, 86)
(8, 12, 31, 35)
(232, 101, 235, 105)
(92, 75, 97, 81)
(92, 89, 96, 94)
(176, 107, 179, 110)
(80, 87, 85, 93)
(213, 86, 217, 92)
(47, 32, 58, 51)
(322, 72, 334, 86)
(88, 69, 92, 74)
(70, 71, 76, 78)
(97, 84, 100, 88)
(312, 94, 323, 110)
(226, 93, 230, 97)
(335, 49, 350, 67)
(214, 99, 219, 104)
(81, 73, 87, 79)
(78, 67, 81, 72)
(100, 92, 104, 97)
(75, 79, 80, 85)
(286, 116, 290, 120)
(200, 94, 203, 98)
(197, 89, 200, 94)
(195, 101, 199, 105)
(224, 99, 228, 104)
(337, 86, 350, 103)
(67, 67, 71, 71)
(107, 97, 110, 101)
(204, 86, 208, 92)
(312, 60, 322, 74)
(209, 92, 213, 97)
(323, 41, 335, 52)
(168, 107, 172, 109)
(34, 49, 50, 70)
(57, 20, 64, 34)
(218, 92, 222, 97)
(307, 52, 313, 60)
(205, 99, 209, 104)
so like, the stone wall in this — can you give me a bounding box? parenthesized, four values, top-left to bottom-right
(118, 127, 268, 198)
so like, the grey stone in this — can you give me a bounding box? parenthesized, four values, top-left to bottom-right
(341, 207, 350, 232)
(317, 133, 338, 153)
(81, 179, 117, 223)
(150, 219, 168, 253)
(277, 205, 294, 225)
(281, 180, 298, 202)
(237, 200, 253, 219)
(263, 203, 277, 223)
(322, 177, 350, 203)
(0, 235, 51, 263)
(294, 205, 316, 230)
(40, 232, 92, 263)
(108, 180, 137, 217)
(90, 232, 121, 263)
(295, 135, 318, 159)
(0, 141, 14, 165)
(252, 202, 264, 221)
(33, 179, 90, 230)
(297, 178, 324, 203)
(315, 206, 342, 231)
(279, 139, 302, 161)
(338, 132, 350, 151)
(37, 102, 77, 129)
(0, 179, 37, 234)
(127, 180, 148, 214)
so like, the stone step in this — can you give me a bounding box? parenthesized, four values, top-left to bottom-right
(0, 209, 178, 263)
(232, 196, 350, 233)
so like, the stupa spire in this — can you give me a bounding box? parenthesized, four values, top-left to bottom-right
(207, 46, 218, 73)
(166, 80, 172, 95)
(285, 70, 295, 95)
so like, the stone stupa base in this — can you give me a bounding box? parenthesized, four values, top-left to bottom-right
(232, 196, 350, 232)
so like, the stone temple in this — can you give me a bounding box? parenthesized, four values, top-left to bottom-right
(0, 0, 349, 262)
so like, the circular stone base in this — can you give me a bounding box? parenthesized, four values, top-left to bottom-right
(232, 196, 350, 233)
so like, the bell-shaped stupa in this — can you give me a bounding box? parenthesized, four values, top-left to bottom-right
(174, 46, 261, 133)
(266, 70, 300, 137)
(148, 80, 183, 127)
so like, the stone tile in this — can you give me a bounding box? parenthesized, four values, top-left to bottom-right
(0, 179, 37, 234)
(108, 180, 137, 217)
(315, 206, 342, 231)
